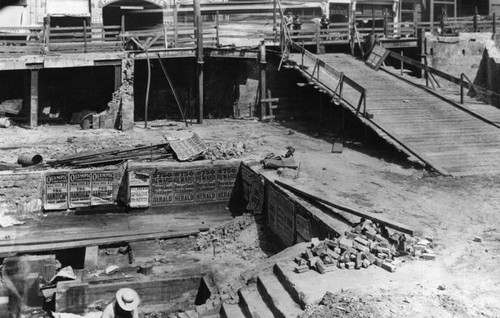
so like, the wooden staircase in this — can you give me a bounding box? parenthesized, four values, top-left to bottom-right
(219, 265, 304, 318)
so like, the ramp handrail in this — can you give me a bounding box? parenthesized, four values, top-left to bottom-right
(291, 42, 368, 117)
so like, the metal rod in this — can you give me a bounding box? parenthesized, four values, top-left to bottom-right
(460, 73, 464, 104)
(144, 52, 151, 128)
(401, 51, 404, 76)
(83, 20, 87, 53)
(157, 54, 188, 127)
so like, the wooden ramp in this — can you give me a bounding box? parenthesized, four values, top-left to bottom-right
(287, 52, 500, 176)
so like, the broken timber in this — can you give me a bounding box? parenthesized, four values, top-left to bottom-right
(274, 180, 416, 236)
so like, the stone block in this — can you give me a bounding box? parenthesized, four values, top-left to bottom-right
(353, 242, 370, 253)
(382, 262, 397, 272)
(362, 260, 371, 268)
(354, 236, 369, 246)
(346, 262, 355, 269)
(294, 265, 309, 273)
(339, 237, 353, 250)
(422, 253, 436, 260)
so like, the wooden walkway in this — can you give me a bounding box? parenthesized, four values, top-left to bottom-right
(287, 52, 500, 176)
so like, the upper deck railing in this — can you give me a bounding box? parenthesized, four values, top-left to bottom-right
(0, 11, 499, 57)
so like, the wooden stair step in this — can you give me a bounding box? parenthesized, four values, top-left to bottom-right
(239, 285, 274, 318)
(220, 302, 246, 318)
(257, 272, 303, 318)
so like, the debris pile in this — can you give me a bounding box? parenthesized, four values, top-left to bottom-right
(203, 141, 246, 160)
(195, 213, 255, 251)
(293, 220, 436, 274)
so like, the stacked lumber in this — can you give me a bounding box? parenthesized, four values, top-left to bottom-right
(48, 143, 174, 167)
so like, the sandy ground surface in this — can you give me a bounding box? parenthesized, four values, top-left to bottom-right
(1, 118, 500, 317)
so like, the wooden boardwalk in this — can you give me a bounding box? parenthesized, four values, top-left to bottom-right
(287, 53, 500, 176)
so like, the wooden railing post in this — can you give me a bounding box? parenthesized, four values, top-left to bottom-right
(473, 6, 478, 32)
(173, 4, 178, 47)
(400, 51, 404, 76)
(45, 16, 51, 52)
(384, 9, 388, 37)
(460, 73, 464, 104)
(315, 26, 320, 54)
(83, 20, 88, 53)
(440, 16, 444, 35)
(371, 7, 375, 35)
(493, 12, 496, 35)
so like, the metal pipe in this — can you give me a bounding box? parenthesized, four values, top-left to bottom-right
(460, 73, 464, 104)
(144, 53, 151, 128)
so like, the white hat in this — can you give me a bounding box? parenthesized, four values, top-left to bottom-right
(116, 288, 140, 311)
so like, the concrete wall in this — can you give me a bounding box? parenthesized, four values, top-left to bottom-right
(426, 33, 499, 88)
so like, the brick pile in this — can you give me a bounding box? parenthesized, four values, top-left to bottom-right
(293, 220, 435, 274)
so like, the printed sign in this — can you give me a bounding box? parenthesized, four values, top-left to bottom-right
(216, 166, 237, 201)
(91, 172, 115, 206)
(149, 166, 238, 206)
(129, 186, 150, 208)
(44, 173, 69, 210)
(365, 45, 390, 70)
(267, 183, 295, 246)
(169, 133, 208, 161)
(69, 172, 91, 208)
(295, 211, 312, 242)
(99, 0, 167, 8)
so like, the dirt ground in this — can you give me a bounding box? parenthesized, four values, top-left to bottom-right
(1, 118, 500, 317)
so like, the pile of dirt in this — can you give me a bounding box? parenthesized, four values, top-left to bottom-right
(202, 140, 246, 160)
(299, 291, 382, 318)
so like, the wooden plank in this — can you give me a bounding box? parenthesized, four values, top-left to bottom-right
(0, 230, 200, 256)
(274, 180, 417, 236)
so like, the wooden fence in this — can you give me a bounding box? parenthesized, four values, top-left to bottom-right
(1, 13, 500, 57)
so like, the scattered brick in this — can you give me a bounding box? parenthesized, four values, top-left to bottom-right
(473, 236, 482, 243)
(422, 253, 436, 260)
(353, 242, 370, 254)
(354, 236, 369, 246)
(295, 265, 309, 273)
(346, 262, 356, 269)
(362, 259, 371, 268)
(382, 262, 397, 272)
(339, 238, 353, 250)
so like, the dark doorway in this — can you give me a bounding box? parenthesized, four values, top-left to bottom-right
(103, 0, 163, 31)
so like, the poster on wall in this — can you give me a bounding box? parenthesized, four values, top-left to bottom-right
(129, 186, 150, 208)
(128, 170, 150, 208)
(91, 171, 115, 206)
(68, 172, 91, 208)
(267, 183, 295, 246)
(44, 172, 69, 210)
(216, 166, 238, 201)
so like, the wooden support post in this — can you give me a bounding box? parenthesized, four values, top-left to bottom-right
(430, 0, 434, 34)
(83, 20, 88, 53)
(215, 10, 220, 47)
(417, 28, 425, 78)
(114, 64, 122, 91)
(173, 4, 178, 47)
(194, 0, 204, 124)
(259, 41, 267, 121)
(372, 7, 375, 35)
(29, 69, 39, 129)
(84, 246, 99, 270)
(121, 15, 125, 33)
(273, 0, 277, 36)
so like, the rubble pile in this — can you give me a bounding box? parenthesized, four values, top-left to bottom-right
(203, 141, 246, 160)
(293, 220, 436, 274)
(195, 213, 255, 251)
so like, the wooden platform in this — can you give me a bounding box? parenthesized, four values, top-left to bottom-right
(0, 206, 232, 256)
(287, 53, 500, 176)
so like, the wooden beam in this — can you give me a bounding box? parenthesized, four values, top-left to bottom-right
(114, 64, 122, 91)
(274, 180, 417, 235)
(29, 69, 39, 129)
